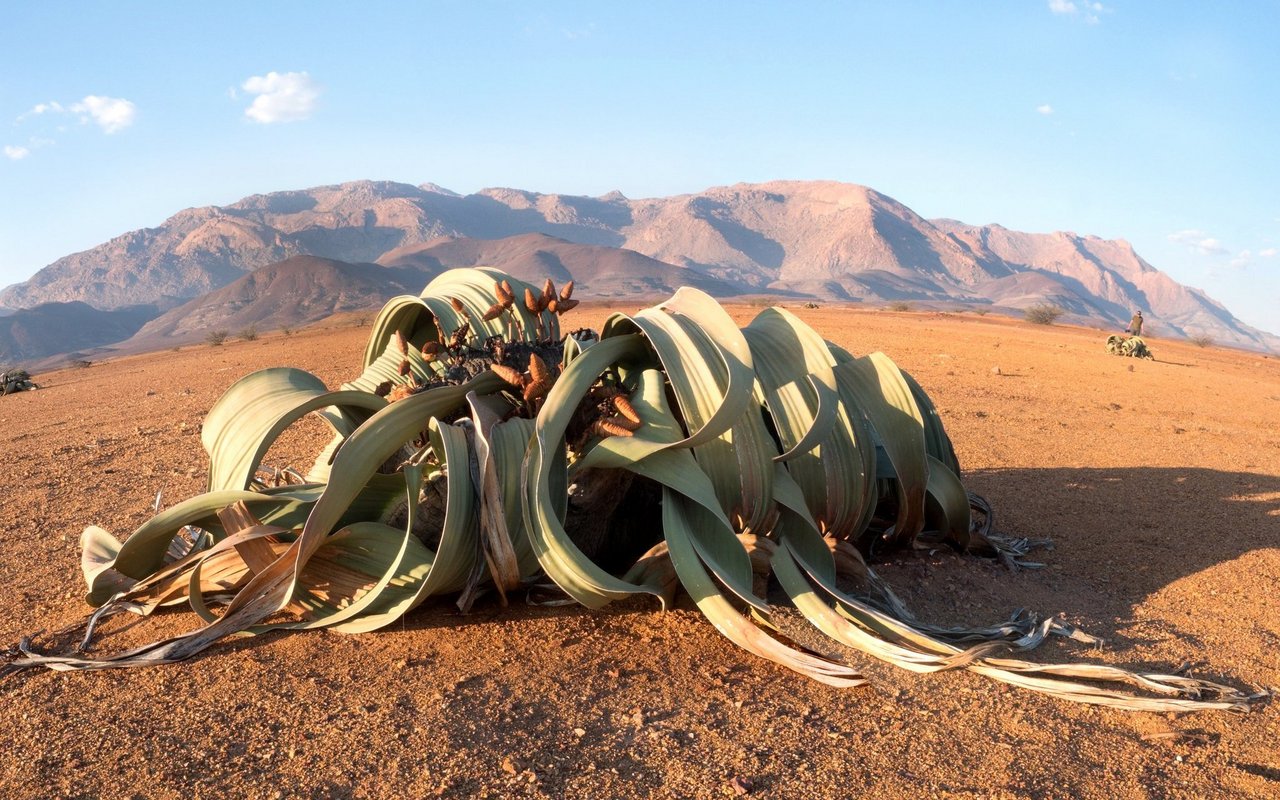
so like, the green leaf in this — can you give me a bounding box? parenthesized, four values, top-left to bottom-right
(202, 367, 385, 492)
(742, 307, 873, 537)
(604, 288, 776, 532)
(832, 352, 928, 550)
(661, 487, 864, 687)
(900, 367, 961, 476)
(522, 334, 660, 608)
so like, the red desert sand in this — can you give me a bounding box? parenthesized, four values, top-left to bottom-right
(2, 304, 1277, 799)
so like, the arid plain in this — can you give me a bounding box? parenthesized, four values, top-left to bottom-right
(2, 303, 1277, 799)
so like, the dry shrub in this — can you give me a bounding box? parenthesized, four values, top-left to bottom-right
(1025, 303, 1064, 325)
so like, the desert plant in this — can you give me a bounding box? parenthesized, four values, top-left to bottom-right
(239, 326, 258, 342)
(1024, 303, 1064, 325)
(1106, 334, 1155, 360)
(71, 359, 93, 369)
(281, 326, 294, 337)
(973, 308, 989, 316)
(1, 368, 39, 394)
(1189, 333, 1213, 348)
(206, 330, 229, 347)
(887, 301, 913, 312)
(6, 269, 1256, 712)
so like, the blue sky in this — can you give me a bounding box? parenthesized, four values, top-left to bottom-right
(2, 1, 1277, 333)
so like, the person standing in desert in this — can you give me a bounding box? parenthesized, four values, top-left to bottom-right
(1127, 310, 1144, 336)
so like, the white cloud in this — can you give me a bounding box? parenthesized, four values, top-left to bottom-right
(3, 145, 30, 160)
(1259, 248, 1278, 258)
(1230, 250, 1252, 269)
(1036, 104, 1054, 115)
(562, 22, 597, 40)
(69, 96, 137, 134)
(1050, 0, 1106, 23)
(16, 101, 64, 124)
(22, 96, 136, 134)
(241, 71, 321, 124)
(1168, 229, 1231, 256)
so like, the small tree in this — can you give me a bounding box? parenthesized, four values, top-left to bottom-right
(1189, 333, 1213, 348)
(239, 326, 258, 342)
(1024, 303, 1064, 325)
(888, 301, 913, 312)
(206, 330, 229, 347)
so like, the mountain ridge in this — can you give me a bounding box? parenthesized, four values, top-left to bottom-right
(2, 179, 1274, 353)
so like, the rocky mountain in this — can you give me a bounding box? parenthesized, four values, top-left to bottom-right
(376, 233, 737, 298)
(2, 179, 1274, 352)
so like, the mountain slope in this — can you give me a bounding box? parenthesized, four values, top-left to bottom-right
(124, 256, 427, 347)
(0, 302, 159, 362)
(2, 179, 1273, 351)
(377, 233, 738, 297)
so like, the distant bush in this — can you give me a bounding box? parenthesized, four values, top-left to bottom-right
(802, 302, 820, 309)
(887, 301, 913, 312)
(71, 359, 92, 369)
(1024, 303, 1065, 325)
(206, 330, 229, 347)
(239, 326, 258, 342)
(973, 307, 990, 316)
(1189, 333, 1213, 348)
(281, 326, 294, 337)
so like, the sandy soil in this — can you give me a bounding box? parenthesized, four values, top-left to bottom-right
(2, 305, 1277, 799)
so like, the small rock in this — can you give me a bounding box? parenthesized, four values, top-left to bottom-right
(573, 727, 586, 738)
(501, 756, 517, 775)
(991, 366, 1002, 375)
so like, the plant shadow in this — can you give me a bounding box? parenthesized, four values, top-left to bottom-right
(869, 466, 1280, 668)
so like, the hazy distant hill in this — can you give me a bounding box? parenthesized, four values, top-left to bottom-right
(124, 256, 427, 347)
(2, 179, 1274, 352)
(0, 302, 158, 363)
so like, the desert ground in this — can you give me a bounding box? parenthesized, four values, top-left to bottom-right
(1, 302, 1277, 799)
